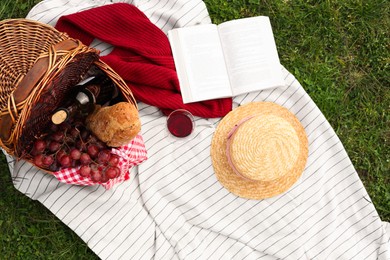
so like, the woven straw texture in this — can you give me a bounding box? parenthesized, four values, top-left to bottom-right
(0, 19, 137, 160)
(211, 102, 308, 199)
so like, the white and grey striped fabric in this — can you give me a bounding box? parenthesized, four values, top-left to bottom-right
(3, 0, 389, 259)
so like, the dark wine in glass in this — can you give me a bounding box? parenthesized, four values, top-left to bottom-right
(167, 109, 194, 138)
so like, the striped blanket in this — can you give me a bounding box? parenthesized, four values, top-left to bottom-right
(3, 0, 389, 259)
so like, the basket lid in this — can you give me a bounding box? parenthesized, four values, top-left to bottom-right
(0, 19, 100, 157)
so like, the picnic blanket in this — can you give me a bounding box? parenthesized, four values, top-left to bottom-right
(3, 0, 389, 259)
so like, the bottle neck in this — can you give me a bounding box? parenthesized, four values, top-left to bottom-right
(51, 75, 116, 125)
(76, 89, 96, 106)
(52, 88, 96, 125)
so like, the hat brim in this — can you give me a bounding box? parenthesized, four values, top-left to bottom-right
(210, 102, 308, 200)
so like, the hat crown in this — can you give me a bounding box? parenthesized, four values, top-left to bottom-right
(227, 114, 300, 182)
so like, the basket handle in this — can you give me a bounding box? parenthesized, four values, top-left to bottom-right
(0, 39, 80, 148)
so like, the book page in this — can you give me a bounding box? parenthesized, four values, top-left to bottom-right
(168, 25, 232, 104)
(218, 16, 284, 96)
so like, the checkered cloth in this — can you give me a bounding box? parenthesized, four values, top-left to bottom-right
(52, 134, 147, 189)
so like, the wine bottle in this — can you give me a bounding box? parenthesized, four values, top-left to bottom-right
(51, 75, 117, 125)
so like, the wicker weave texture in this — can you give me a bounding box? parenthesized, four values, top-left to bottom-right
(0, 19, 68, 111)
(0, 19, 137, 158)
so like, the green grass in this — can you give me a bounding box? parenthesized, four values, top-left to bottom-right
(1, 0, 389, 259)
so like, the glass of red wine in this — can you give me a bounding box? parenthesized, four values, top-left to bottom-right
(166, 109, 195, 139)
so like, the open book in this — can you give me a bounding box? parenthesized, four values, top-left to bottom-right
(168, 16, 284, 104)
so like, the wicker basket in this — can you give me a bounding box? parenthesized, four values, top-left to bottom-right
(0, 19, 137, 159)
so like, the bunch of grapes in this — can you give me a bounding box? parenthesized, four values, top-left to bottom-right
(30, 121, 121, 183)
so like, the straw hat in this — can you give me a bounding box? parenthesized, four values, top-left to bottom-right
(211, 102, 308, 199)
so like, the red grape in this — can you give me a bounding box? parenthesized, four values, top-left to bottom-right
(49, 141, 61, 152)
(30, 148, 39, 156)
(59, 155, 71, 167)
(33, 154, 44, 167)
(42, 155, 54, 166)
(87, 144, 99, 158)
(114, 166, 120, 177)
(79, 153, 91, 165)
(33, 139, 46, 153)
(105, 166, 119, 179)
(108, 154, 120, 166)
(52, 131, 64, 142)
(70, 148, 81, 160)
(95, 140, 106, 150)
(30, 115, 125, 177)
(101, 173, 109, 183)
(91, 169, 102, 182)
(56, 149, 66, 162)
(79, 165, 91, 178)
(97, 150, 111, 164)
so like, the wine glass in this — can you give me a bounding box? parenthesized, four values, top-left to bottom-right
(166, 109, 195, 139)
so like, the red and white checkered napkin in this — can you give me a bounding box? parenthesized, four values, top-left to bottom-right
(52, 134, 147, 189)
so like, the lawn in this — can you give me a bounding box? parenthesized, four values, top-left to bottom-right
(1, 0, 389, 259)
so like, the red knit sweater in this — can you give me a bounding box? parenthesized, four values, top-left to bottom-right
(55, 3, 232, 118)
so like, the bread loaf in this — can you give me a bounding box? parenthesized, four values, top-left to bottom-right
(86, 102, 141, 147)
